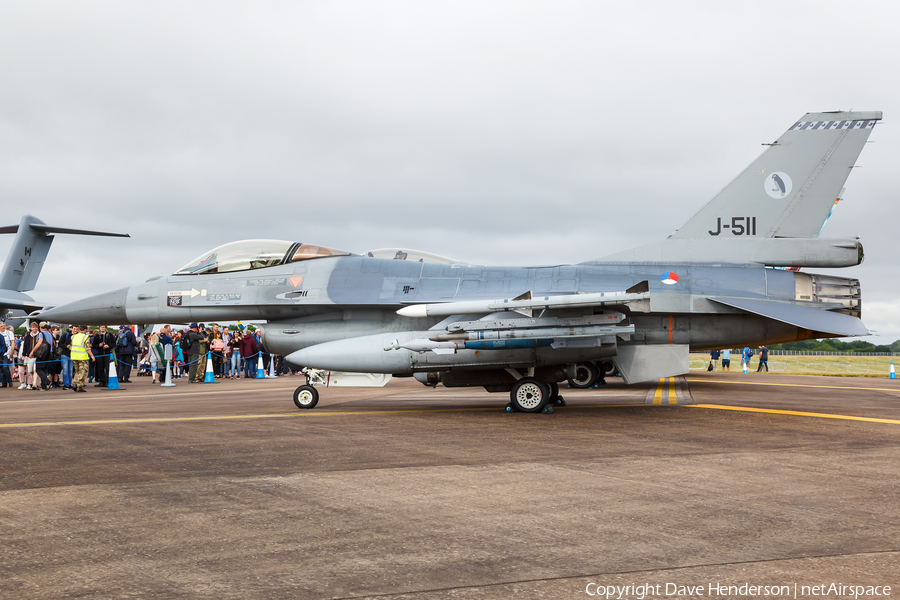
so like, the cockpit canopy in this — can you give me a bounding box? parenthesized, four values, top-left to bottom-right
(175, 239, 350, 275)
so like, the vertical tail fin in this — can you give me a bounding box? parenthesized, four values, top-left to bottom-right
(671, 111, 881, 240)
(0, 215, 129, 292)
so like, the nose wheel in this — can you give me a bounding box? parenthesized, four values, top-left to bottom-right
(293, 385, 319, 409)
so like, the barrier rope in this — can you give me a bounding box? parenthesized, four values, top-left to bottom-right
(5, 349, 270, 368)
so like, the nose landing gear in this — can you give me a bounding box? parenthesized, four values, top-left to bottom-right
(293, 385, 319, 409)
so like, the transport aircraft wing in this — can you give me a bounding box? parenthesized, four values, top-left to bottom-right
(0, 295, 43, 313)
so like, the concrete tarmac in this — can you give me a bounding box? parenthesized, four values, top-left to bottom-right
(2, 371, 900, 599)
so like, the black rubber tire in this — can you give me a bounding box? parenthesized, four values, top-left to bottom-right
(510, 377, 550, 413)
(548, 381, 560, 401)
(293, 385, 319, 409)
(567, 362, 600, 389)
(598, 361, 616, 377)
(548, 383, 567, 406)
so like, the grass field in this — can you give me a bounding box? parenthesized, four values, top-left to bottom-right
(689, 353, 897, 378)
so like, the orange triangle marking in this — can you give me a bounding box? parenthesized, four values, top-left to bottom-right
(290, 277, 303, 287)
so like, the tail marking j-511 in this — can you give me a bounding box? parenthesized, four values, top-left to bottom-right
(594, 110, 881, 268)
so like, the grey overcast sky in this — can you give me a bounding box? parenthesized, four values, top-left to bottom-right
(1, 1, 898, 342)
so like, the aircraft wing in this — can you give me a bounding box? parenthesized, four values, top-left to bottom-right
(708, 297, 868, 337)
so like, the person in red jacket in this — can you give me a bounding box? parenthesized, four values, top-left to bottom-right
(239, 331, 258, 378)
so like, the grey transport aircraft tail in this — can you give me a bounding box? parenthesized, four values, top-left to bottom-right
(0, 215, 129, 324)
(595, 111, 881, 267)
(0, 214, 130, 294)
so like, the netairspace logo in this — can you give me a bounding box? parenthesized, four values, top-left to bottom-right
(584, 582, 892, 599)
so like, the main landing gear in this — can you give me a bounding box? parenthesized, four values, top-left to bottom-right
(504, 370, 564, 414)
(548, 381, 566, 407)
(567, 362, 601, 389)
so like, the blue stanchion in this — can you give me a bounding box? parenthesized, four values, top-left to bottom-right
(106, 356, 121, 390)
(203, 351, 216, 383)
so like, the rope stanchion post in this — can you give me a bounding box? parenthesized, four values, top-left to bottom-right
(105, 355, 122, 390)
(256, 353, 266, 379)
(161, 345, 175, 387)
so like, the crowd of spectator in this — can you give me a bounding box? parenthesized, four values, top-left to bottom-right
(0, 321, 292, 391)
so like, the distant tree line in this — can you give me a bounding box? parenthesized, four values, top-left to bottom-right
(769, 339, 900, 353)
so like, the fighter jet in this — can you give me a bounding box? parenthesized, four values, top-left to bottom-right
(39, 111, 879, 413)
(0, 215, 129, 327)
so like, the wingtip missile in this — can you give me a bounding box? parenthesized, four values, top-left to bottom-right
(397, 305, 430, 318)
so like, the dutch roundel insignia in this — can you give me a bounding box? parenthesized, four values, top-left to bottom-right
(660, 272, 679, 285)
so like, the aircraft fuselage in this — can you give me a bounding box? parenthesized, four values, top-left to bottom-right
(41, 255, 860, 359)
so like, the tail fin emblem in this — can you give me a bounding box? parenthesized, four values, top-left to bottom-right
(766, 172, 792, 198)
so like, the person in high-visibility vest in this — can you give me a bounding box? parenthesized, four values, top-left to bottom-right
(70, 325, 95, 393)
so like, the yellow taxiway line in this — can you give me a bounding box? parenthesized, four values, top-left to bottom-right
(687, 378, 900, 393)
(652, 378, 664, 404)
(689, 404, 900, 425)
(2, 401, 900, 428)
(0, 406, 508, 428)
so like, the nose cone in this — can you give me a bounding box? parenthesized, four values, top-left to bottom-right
(38, 287, 130, 325)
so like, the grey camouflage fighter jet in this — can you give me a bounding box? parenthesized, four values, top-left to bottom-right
(39, 111, 879, 412)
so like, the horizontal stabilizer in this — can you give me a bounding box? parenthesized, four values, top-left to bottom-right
(709, 297, 868, 337)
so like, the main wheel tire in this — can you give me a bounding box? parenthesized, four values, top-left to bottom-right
(567, 362, 600, 389)
(548, 381, 559, 400)
(598, 361, 616, 377)
(548, 382, 567, 406)
(293, 385, 319, 409)
(510, 377, 550, 413)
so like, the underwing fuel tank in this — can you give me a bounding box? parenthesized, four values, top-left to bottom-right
(288, 330, 619, 374)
